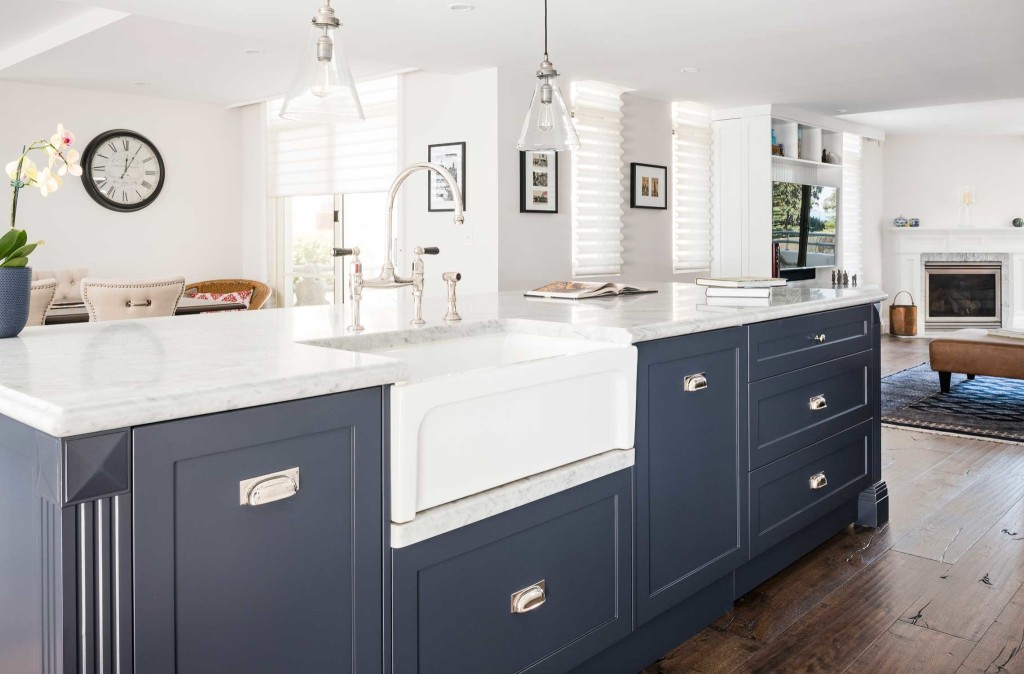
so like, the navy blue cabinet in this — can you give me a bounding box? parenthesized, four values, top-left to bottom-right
(634, 327, 748, 626)
(392, 470, 632, 674)
(133, 389, 385, 674)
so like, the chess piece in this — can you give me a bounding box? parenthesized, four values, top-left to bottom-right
(852, 274, 858, 287)
(842, 271, 849, 287)
(831, 270, 837, 287)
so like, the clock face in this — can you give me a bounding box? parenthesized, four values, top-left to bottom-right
(82, 130, 164, 211)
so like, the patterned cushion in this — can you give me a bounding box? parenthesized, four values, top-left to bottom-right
(186, 289, 252, 309)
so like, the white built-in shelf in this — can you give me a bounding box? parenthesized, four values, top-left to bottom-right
(771, 155, 841, 169)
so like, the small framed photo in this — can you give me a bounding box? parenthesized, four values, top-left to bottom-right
(520, 150, 558, 213)
(427, 142, 466, 212)
(630, 162, 668, 209)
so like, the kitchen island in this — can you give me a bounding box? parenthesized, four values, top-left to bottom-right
(0, 283, 888, 674)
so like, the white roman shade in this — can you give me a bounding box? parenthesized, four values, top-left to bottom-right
(841, 133, 863, 274)
(571, 80, 626, 277)
(671, 102, 713, 273)
(269, 75, 398, 197)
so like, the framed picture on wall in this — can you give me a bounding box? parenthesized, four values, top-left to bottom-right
(519, 150, 558, 213)
(427, 142, 466, 211)
(630, 162, 668, 209)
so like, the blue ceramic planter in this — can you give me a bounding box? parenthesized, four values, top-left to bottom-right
(0, 266, 32, 338)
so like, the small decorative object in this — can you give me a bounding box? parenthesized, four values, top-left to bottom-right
(821, 148, 841, 164)
(772, 143, 785, 157)
(427, 142, 466, 212)
(889, 290, 918, 337)
(909, 218, 920, 227)
(893, 216, 908, 227)
(81, 129, 164, 212)
(852, 274, 857, 287)
(1013, 218, 1023, 228)
(629, 162, 668, 209)
(520, 150, 557, 213)
(842, 271, 849, 287)
(831, 270, 837, 286)
(956, 185, 975, 228)
(2, 123, 80, 338)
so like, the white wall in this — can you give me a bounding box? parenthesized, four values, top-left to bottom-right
(883, 134, 1024, 229)
(399, 69, 500, 297)
(0, 80, 243, 280)
(861, 138, 885, 287)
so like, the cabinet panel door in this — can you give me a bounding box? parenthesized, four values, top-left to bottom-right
(635, 328, 748, 626)
(133, 389, 384, 674)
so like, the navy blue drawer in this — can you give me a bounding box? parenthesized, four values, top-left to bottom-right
(749, 421, 871, 556)
(749, 350, 872, 469)
(392, 470, 632, 674)
(748, 305, 872, 381)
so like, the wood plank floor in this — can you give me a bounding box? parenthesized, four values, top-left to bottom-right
(643, 336, 1024, 674)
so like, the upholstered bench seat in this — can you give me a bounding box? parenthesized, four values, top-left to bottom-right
(929, 328, 1024, 392)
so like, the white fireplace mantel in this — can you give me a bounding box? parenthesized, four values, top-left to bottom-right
(882, 227, 1024, 333)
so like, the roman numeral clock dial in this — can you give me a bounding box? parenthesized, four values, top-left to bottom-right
(81, 130, 165, 212)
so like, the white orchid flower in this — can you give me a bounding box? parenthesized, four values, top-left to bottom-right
(58, 148, 82, 177)
(37, 166, 62, 196)
(49, 123, 75, 150)
(5, 156, 39, 183)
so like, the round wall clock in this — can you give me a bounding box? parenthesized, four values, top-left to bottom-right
(81, 129, 165, 212)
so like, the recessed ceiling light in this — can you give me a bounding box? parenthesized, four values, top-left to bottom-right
(680, 67, 701, 73)
(243, 48, 264, 56)
(448, 3, 474, 11)
(835, 108, 850, 114)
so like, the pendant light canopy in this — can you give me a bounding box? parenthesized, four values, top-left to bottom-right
(516, 0, 580, 152)
(280, 0, 364, 123)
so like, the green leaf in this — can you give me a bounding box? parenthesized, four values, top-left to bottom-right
(6, 241, 41, 260)
(0, 257, 29, 268)
(0, 229, 21, 260)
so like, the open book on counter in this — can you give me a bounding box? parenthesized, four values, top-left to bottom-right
(525, 281, 658, 300)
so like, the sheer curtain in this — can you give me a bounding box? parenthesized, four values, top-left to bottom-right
(671, 102, 713, 273)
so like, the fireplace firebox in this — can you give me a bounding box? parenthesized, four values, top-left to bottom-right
(924, 261, 1002, 331)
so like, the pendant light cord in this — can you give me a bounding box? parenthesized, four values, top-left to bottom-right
(543, 0, 549, 59)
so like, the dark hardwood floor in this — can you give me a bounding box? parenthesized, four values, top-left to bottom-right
(643, 336, 1024, 673)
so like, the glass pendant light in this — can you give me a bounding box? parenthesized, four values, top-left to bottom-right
(280, 0, 364, 123)
(516, 0, 580, 151)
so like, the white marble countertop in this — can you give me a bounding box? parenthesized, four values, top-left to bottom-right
(0, 282, 886, 437)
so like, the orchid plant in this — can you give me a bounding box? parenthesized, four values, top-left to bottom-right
(3, 124, 82, 267)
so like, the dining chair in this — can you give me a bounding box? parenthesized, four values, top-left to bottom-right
(28, 279, 58, 327)
(81, 276, 186, 322)
(184, 279, 273, 310)
(32, 268, 88, 303)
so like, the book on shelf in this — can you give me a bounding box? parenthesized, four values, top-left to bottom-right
(695, 276, 787, 289)
(704, 296, 772, 307)
(704, 287, 772, 299)
(524, 281, 657, 300)
(988, 328, 1024, 340)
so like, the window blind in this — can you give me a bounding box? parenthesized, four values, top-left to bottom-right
(671, 102, 713, 273)
(841, 133, 863, 275)
(268, 75, 398, 197)
(571, 80, 626, 277)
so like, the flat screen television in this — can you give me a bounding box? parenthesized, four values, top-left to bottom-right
(772, 181, 838, 271)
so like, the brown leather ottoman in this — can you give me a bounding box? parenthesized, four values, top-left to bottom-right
(929, 329, 1024, 392)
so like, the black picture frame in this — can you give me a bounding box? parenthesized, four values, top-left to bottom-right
(427, 142, 466, 212)
(81, 129, 166, 212)
(519, 150, 558, 213)
(630, 162, 668, 210)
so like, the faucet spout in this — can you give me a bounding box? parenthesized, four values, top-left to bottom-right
(379, 162, 464, 281)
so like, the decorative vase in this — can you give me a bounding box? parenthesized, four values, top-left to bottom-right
(0, 266, 32, 338)
(1013, 218, 1023, 228)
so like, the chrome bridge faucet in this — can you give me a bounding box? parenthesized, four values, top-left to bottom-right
(333, 162, 465, 332)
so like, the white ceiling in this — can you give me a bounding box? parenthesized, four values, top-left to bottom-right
(2, 0, 1023, 118)
(841, 98, 1024, 135)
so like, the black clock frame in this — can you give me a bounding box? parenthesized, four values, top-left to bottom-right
(81, 129, 165, 212)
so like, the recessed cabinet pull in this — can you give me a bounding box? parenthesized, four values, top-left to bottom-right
(125, 299, 153, 308)
(683, 373, 708, 392)
(510, 580, 546, 614)
(809, 472, 828, 490)
(808, 394, 828, 411)
(239, 467, 300, 506)
(812, 333, 827, 343)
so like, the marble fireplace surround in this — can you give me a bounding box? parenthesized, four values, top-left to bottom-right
(883, 228, 1024, 335)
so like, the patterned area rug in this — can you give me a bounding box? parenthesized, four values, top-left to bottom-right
(882, 363, 1024, 442)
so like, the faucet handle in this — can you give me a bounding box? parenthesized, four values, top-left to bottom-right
(416, 246, 440, 256)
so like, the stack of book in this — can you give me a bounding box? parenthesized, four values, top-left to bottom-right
(695, 276, 788, 306)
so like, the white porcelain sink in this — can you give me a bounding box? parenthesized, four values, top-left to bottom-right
(325, 331, 637, 523)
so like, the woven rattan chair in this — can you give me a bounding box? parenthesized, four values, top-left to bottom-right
(184, 279, 272, 310)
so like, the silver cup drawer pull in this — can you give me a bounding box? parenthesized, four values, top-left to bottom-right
(683, 373, 708, 392)
(808, 394, 828, 411)
(812, 333, 827, 343)
(240, 467, 300, 506)
(510, 580, 546, 614)
(809, 472, 828, 490)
